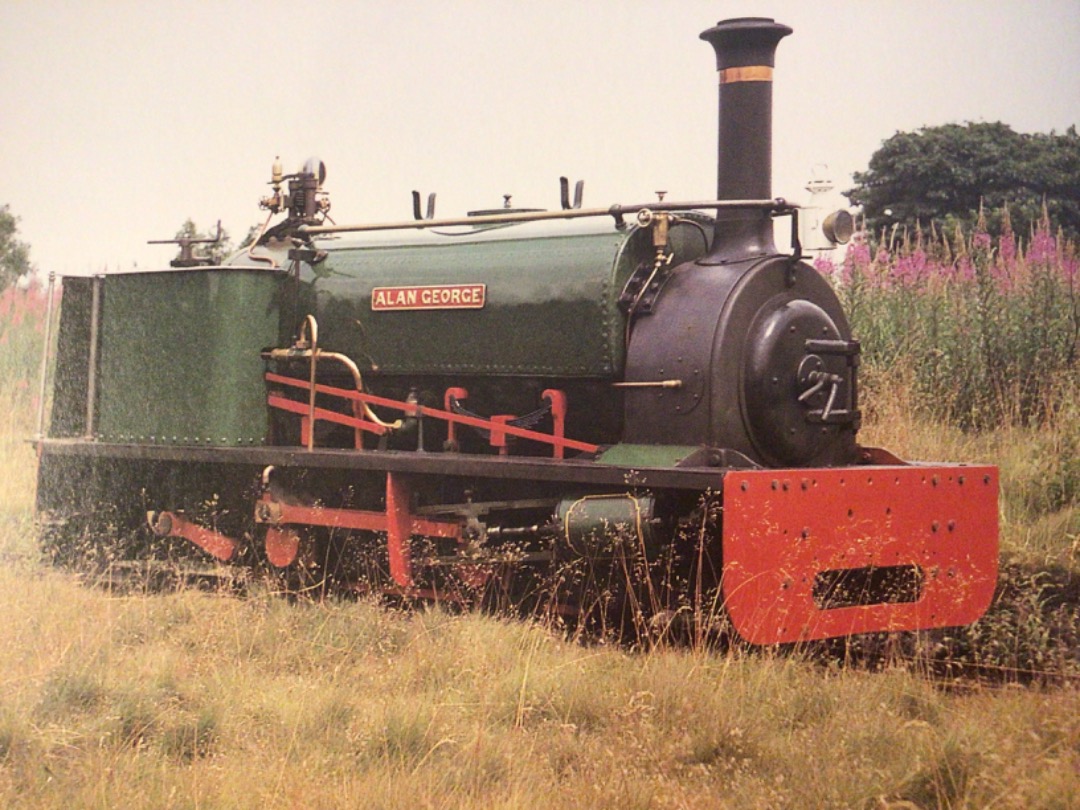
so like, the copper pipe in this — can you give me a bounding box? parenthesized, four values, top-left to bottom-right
(245, 211, 278, 267)
(612, 380, 683, 389)
(266, 316, 402, 450)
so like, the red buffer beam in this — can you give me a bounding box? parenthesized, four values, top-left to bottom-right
(722, 466, 999, 645)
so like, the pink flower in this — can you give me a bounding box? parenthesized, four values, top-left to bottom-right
(841, 238, 872, 285)
(891, 248, 931, 286)
(813, 255, 837, 276)
(1028, 223, 1056, 266)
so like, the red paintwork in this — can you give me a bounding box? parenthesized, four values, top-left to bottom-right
(254, 474, 461, 588)
(370, 283, 486, 311)
(265, 373, 599, 456)
(722, 465, 999, 644)
(541, 389, 567, 459)
(264, 526, 300, 568)
(154, 511, 238, 562)
(266, 391, 390, 436)
(443, 387, 470, 448)
(385, 472, 414, 587)
(490, 415, 513, 455)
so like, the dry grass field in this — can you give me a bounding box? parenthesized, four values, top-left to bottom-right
(0, 282, 1078, 808)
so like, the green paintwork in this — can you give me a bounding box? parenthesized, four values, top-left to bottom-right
(595, 443, 704, 468)
(301, 218, 709, 378)
(96, 269, 283, 445)
(555, 492, 657, 554)
(50, 277, 93, 437)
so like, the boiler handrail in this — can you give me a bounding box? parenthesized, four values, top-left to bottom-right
(298, 198, 796, 236)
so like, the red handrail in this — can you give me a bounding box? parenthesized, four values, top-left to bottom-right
(265, 372, 599, 456)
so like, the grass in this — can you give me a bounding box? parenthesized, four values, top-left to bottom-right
(0, 566, 1076, 808)
(858, 370, 1080, 574)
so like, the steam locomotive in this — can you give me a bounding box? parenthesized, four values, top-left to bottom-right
(34, 17, 998, 644)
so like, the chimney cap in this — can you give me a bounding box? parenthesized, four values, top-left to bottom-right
(699, 17, 793, 70)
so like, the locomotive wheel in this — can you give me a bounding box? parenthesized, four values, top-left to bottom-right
(259, 525, 359, 599)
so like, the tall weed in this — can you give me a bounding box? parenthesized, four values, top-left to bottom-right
(0, 280, 55, 523)
(0, 280, 52, 401)
(819, 208, 1078, 431)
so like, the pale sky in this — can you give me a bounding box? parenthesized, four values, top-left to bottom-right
(2, 0, 1078, 276)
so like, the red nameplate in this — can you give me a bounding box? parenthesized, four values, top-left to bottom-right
(371, 284, 486, 311)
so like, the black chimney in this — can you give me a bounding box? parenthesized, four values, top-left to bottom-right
(699, 17, 792, 263)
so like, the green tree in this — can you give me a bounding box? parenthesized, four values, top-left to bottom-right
(236, 223, 263, 251)
(0, 204, 33, 290)
(845, 122, 1080, 240)
(171, 219, 233, 266)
